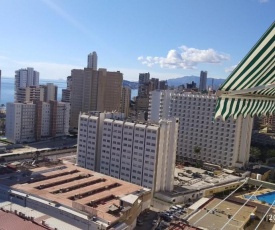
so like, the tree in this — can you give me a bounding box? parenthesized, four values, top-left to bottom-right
(250, 147, 261, 159)
(267, 149, 275, 159)
(194, 146, 201, 165)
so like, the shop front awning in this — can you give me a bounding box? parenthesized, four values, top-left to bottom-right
(215, 22, 275, 120)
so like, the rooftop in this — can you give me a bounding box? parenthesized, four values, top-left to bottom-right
(250, 167, 271, 175)
(2, 164, 147, 224)
(174, 166, 242, 191)
(188, 198, 256, 230)
(0, 199, 81, 230)
(0, 209, 47, 230)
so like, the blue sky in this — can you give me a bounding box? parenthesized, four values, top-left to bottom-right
(0, 0, 274, 81)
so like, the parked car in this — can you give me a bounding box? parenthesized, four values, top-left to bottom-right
(152, 219, 158, 225)
(137, 220, 143, 226)
(162, 215, 172, 222)
(170, 206, 179, 211)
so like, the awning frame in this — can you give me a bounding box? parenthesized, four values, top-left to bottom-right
(217, 83, 275, 97)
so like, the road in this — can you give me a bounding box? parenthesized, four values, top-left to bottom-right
(27, 137, 77, 149)
(2, 148, 77, 163)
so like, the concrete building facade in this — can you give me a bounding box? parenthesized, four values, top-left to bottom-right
(40, 83, 57, 101)
(199, 71, 207, 92)
(87, 51, 97, 70)
(149, 90, 253, 168)
(6, 101, 70, 143)
(136, 73, 164, 112)
(138, 73, 150, 97)
(159, 80, 168, 90)
(70, 68, 123, 129)
(15, 68, 39, 99)
(15, 86, 44, 103)
(254, 115, 275, 133)
(77, 112, 178, 192)
(15, 83, 57, 103)
(61, 76, 72, 103)
(121, 86, 131, 117)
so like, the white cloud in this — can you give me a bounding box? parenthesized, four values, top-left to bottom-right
(1, 55, 182, 81)
(225, 64, 238, 73)
(138, 46, 230, 69)
(259, 0, 269, 3)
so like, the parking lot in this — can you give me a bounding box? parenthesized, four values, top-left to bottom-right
(134, 209, 159, 230)
(134, 205, 189, 230)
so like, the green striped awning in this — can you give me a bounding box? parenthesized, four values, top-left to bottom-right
(215, 22, 275, 120)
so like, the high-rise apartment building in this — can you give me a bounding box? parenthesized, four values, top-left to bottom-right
(136, 73, 162, 112)
(6, 101, 70, 143)
(77, 112, 178, 192)
(15, 83, 57, 103)
(61, 89, 71, 103)
(159, 80, 168, 90)
(87, 51, 98, 70)
(61, 76, 72, 103)
(149, 90, 253, 168)
(121, 86, 131, 117)
(70, 68, 123, 129)
(66, 75, 72, 89)
(138, 73, 150, 97)
(16, 86, 44, 103)
(186, 81, 197, 89)
(15, 68, 39, 98)
(40, 83, 57, 101)
(199, 71, 207, 92)
(149, 78, 159, 92)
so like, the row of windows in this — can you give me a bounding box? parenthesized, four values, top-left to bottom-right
(178, 146, 234, 152)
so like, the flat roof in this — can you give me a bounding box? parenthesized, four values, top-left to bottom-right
(8, 164, 145, 224)
(188, 198, 256, 230)
(0, 209, 47, 230)
(0, 200, 81, 230)
(135, 123, 147, 128)
(120, 194, 139, 204)
(174, 166, 242, 191)
(188, 197, 210, 211)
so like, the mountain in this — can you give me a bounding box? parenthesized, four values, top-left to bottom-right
(123, 80, 138, 89)
(123, 76, 226, 90)
(167, 76, 226, 90)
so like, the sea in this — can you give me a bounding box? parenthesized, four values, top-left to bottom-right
(0, 77, 67, 106)
(0, 77, 138, 106)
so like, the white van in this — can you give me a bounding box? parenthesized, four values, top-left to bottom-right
(170, 206, 179, 210)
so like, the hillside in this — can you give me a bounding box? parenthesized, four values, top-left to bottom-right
(123, 76, 226, 90)
(167, 76, 225, 89)
(123, 80, 138, 89)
